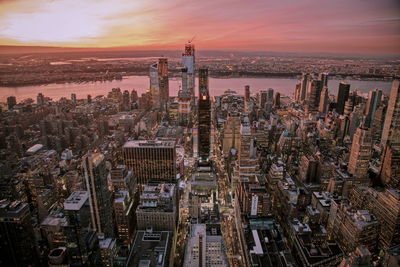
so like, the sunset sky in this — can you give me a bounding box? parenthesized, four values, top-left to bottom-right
(0, 0, 399, 55)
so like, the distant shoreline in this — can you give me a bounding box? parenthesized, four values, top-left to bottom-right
(0, 72, 393, 88)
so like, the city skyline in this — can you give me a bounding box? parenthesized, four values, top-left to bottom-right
(0, 0, 400, 55)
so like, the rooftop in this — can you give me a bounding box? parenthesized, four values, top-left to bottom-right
(123, 140, 175, 148)
(64, 191, 89, 211)
(126, 230, 171, 267)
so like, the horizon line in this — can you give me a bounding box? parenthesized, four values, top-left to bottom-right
(1, 45, 400, 58)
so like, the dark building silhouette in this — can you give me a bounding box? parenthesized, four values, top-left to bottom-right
(7, 96, 16, 110)
(0, 201, 37, 266)
(336, 82, 350, 114)
(63, 191, 99, 266)
(198, 67, 211, 160)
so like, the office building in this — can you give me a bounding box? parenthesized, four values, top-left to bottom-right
(290, 220, 343, 266)
(371, 103, 387, 143)
(244, 85, 250, 102)
(121, 90, 130, 111)
(299, 154, 319, 183)
(113, 191, 135, 243)
(259, 89, 268, 109)
(198, 67, 211, 160)
(365, 88, 382, 127)
(222, 113, 241, 155)
(319, 87, 329, 113)
(330, 203, 378, 253)
(131, 89, 138, 103)
(300, 73, 312, 102)
(99, 238, 117, 267)
(136, 183, 178, 232)
(123, 140, 177, 185)
(245, 219, 296, 267)
(235, 117, 258, 184)
(380, 144, 400, 188)
(381, 80, 400, 148)
(149, 58, 169, 110)
(183, 224, 228, 267)
(150, 62, 161, 109)
(348, 127, 372, 179)
(7, 96, 16, 110)
(71, 93, 77, 103)
(37, 92, 45, 105)
(319, 72, 329, 87)
(126, 230, 172, 267)
(371, 189, 400, 250)
(82, 153, 114, 238)
(158, 58, 169, 110)
(0, 201, 37, 266)
(63, 191, 99, 266)
(295, 83, 301, 102)
(339, 247, 373, 267)
(237, 182, 271, 217)
(40, 206, 67, 249)
(182, 41, 195, 95)
(337, 82, 350, 115)
(306, 80, 322, 111)
(109, 165, 136, 198)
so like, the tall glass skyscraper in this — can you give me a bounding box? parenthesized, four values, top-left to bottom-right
(149, 58, 169, 111)
(381, 80, 400, 148)
(83, 153, 114, 238)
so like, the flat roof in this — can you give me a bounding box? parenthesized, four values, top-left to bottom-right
(127, 230, 171, 267)
(123, 140, 175, 148)
(64, 191, 89, 211)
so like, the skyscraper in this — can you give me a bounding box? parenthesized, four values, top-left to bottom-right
(318, 72, 329, 87)
(267, 88, 274, 102)
(244, 85, 251, 113)
(130, 89, 138, 103)
(307, 80, 322, 111)
(0, 201, 37, 266)
(348, 127, 372, 179)
(364, 88, 382, 128)
(380, 144, 400, 188)
(149, 62, 160, 108)
(300, 73, 312, 103)
(121, 90, 130, 111)
(198, 67, 211, 160)
(71, 93, 77, 103)
(7, 96, 16, 110)
(371, 103, 387, 143)
(158, 58, 169, 110)
(182, 41, 195, 95)
(336, 82, 350, 115)
(63, 191, 99, 266)
(274, 92, 281, 108)
(149, 58, 169, 111)
(381, 80, 400, 148)
(244, 85, 250, 102)
(319, 87, 329, 113)
(37, 93, 45, 105)
(82, 153, 114, 238)
(259, 90, 268, 109)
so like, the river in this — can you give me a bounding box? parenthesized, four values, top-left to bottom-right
(0, 76, 393, 102)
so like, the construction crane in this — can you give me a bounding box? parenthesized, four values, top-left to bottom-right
(188, 36, 196, 43)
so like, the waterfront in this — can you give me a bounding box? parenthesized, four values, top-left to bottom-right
(0, 75, 392, 102)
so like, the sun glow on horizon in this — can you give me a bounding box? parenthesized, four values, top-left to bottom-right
(0, 0, 399, 55)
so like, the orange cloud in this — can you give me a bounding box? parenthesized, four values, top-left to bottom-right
(0, 0, 399, 55)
